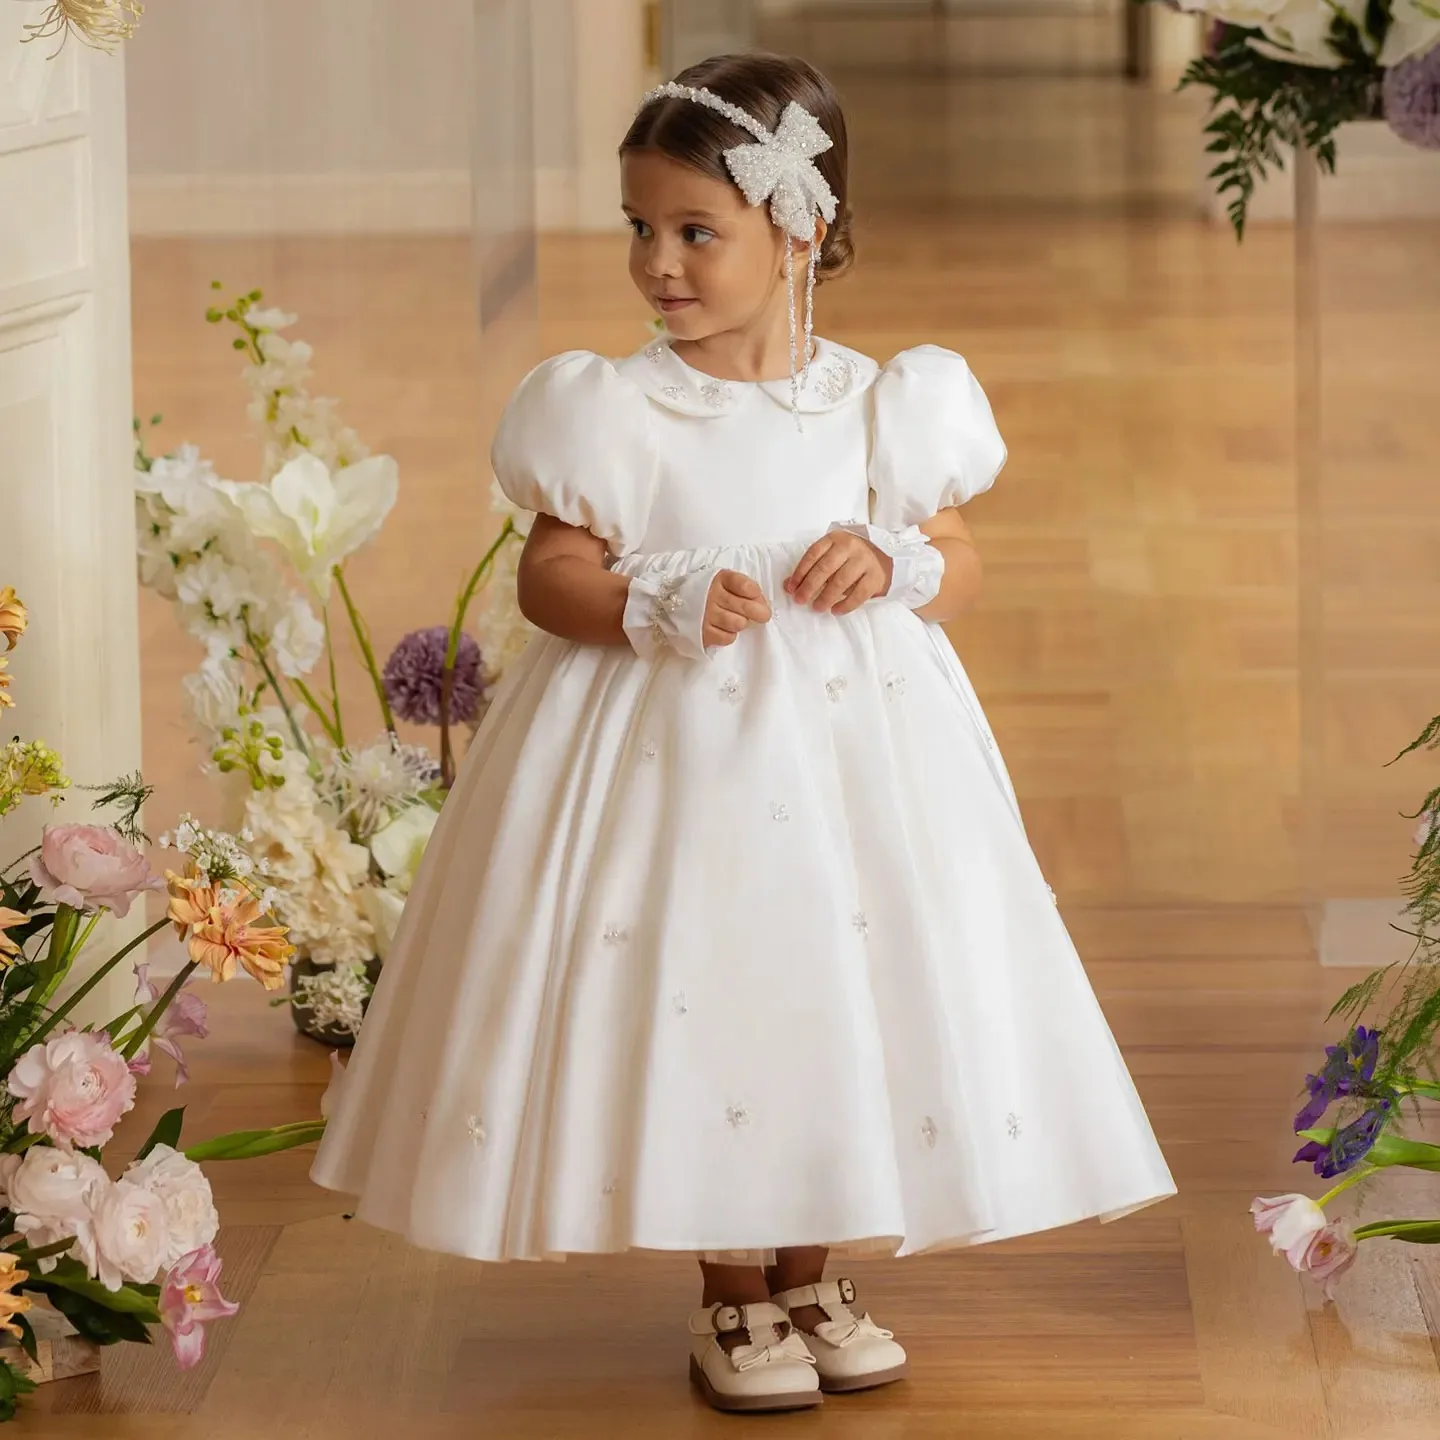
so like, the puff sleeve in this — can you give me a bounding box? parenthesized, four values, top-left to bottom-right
(491, 351, 657, 558)
(867, 346, 1007, 529)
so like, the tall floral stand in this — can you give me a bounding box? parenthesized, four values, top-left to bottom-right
(1293, 143, 1440, 966)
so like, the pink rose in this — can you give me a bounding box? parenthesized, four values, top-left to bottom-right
(7, 1030, 137, 1149)
(1251, 1194, 1359, 1298)
(160, 1245, 239, 1369)
(29, 825, 163, 918)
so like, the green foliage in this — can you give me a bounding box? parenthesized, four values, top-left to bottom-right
(184, 1119, 326, 1163)
(136, 1107, 186, 1163)
(1180, 25, 1381, 238)
(0, 1360, 36, 1422)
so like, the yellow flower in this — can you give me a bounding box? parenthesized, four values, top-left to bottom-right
(0, 907, 27, 965)
(188, 894, 294, 990)
(0, 1251, 32, 1340)
(0, 588, 24, 651)
(0, 655, 12, 711)
(165, 866, 223, 941)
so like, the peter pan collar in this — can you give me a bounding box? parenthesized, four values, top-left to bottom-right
(616, 334, 878, 418)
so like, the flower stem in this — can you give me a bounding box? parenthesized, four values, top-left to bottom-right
(1318, 1166, 1377, 1211)
(121, 961, 199, 1060)
(439, 520, 514, 788)
(333, 566, 395, 735)
(243, 622, 309, 756)
(290, 676, 343, 749)
(28, 916, 169, 1048)
(322, 601, 345, 748)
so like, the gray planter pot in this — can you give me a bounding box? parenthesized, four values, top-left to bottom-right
(287, 954, 382, 1047)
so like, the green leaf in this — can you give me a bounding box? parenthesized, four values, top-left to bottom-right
(135, 1107, 185, 1163)
(184, 1119, 326, 1163)
(27, 1258, 161, 1322)
(1354, 1219, 1440, 1244)
(12, 1313, 37, 1367)
(31, 1283, 152, 1346)
(0, 1357, 37, 1421)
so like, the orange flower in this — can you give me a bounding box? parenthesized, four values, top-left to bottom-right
(165, 866, 222, 941)
(0, 655, 12, 711)
(0, 587, 25, 651)
(188, 895, 294, 990)
(0, 1251, 32, 1340)
(0, 907, 27, 965)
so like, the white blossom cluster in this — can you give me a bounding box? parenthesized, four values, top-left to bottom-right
(473, 478, 539, 686)
(242, 747, 376, 970)
(292, 961, 374, 1036)
(136, 445, 324, 678)
(326, 736, 437, 840)
(243, 308, 369, 483)
(1176, 1, 1440, 68)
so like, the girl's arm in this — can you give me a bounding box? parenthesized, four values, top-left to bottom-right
(912, 507, 983, 624)
(515, 514, 632, 646)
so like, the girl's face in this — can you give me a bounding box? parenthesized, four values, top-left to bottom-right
(621, 150, 790, 343)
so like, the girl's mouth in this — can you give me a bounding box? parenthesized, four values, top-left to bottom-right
(655, 297, 697, 313)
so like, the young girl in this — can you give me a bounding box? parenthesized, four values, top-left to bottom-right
(312, 51, 1175, 1415)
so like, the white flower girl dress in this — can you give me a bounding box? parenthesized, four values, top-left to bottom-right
(310, 335, 1176, 1262)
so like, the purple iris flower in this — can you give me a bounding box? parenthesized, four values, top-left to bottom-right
(1294, 1026, 1381, 1132)
(1294, 1099, 1392, 1179)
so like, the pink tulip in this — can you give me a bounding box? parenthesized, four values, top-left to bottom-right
(8, 1030, 136, 1149)
(159, 1246, 239, 1369)
(1251, 1194, 1358, 1298)
(134, 963, 209, 1088)
(29, 825, 163, 918)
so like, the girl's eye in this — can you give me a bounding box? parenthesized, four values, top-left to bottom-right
(682, 226, 715, 245)
(629, 218, 652, 240)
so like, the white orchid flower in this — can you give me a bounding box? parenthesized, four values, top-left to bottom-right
(234, 452, 398, 597)
(1247, 0, 1370, 69)
(369, 804, 438, 895)
(1380, 1, 1440, 66)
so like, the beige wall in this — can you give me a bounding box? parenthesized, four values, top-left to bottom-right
(126, 0, 644, 234)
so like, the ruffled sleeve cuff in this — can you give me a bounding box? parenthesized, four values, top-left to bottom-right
(622, 565, 720, 661)
(828, 521, 945, 611)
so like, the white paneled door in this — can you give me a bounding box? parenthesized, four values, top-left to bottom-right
(0, 12, 147, 1021)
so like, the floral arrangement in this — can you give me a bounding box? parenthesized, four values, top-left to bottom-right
(1154, 2, 1440, 234)
(135, 286, 532, 1042)
(20, 1, 143, 52)
(1251, 713, 1440, 1296)
(0, 585, 324, 1420)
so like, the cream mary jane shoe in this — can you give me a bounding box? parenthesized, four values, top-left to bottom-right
(688, 1301, 822, 1413)
(772, 1278, 908, 1392)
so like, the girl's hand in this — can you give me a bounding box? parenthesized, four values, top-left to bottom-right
(783, 532, 893, 615)
(704, 569, 772, 648)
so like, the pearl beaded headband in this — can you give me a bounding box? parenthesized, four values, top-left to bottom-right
(637, 82, 840, 422)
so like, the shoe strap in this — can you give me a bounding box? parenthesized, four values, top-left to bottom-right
(687, 1302, 816, 1371)
(772, 1278, 893, 1348)
(773, 1278, 857, 1313)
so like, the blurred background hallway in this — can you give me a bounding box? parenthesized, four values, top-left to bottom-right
(14, 1, 1439, 1434)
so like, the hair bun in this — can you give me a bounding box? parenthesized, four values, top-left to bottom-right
(817, 204, 854, 285)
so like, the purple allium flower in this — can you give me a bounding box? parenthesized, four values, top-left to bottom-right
(1385, 45, 1440, 151)
(382, 626, 486, 726)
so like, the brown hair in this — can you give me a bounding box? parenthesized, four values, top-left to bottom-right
(621, 53, 854, 284)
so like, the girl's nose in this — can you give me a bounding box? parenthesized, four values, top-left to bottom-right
(645, 238, 684, 280)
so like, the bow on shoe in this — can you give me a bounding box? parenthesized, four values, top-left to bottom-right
(813, 1308, 896, 1350)
(724, 102, 839, 241)
(732, 1324, 818, 1372)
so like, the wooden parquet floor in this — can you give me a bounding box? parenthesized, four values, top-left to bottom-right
(74, 62, 1440, 1440)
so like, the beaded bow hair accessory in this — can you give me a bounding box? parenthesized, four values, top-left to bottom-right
(638, 82, 839, 422)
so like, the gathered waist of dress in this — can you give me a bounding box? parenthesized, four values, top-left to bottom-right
(610, 537, 821, 605)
